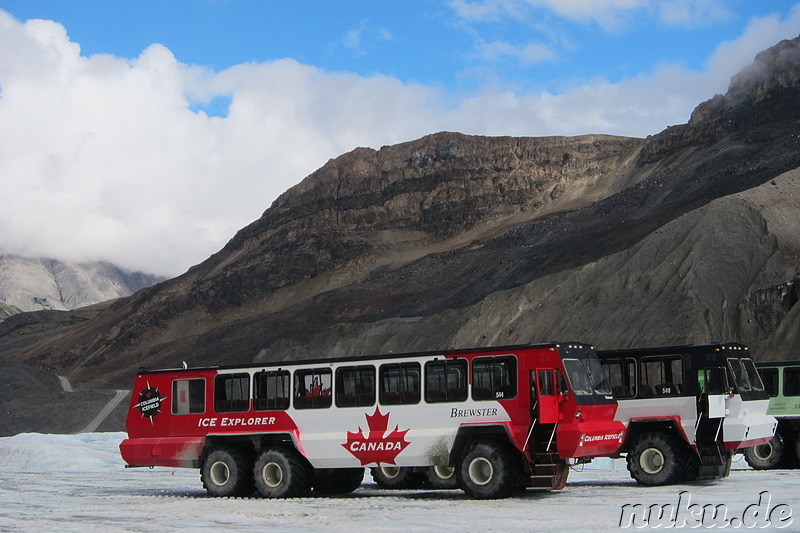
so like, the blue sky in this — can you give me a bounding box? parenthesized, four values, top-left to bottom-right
(1, 1, 799, 275)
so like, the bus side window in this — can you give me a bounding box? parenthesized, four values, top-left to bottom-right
(172, 378, 205, 415)
(785, 367, 800, 397)
(472, 356, 517, 401)
(700, 367, 727, 395)
(425, 359, 467, 403)
(759, 368, 778, 397)
(603, 358, 636, 398)
(294, 368, 332, 409)
(640, 356, 683, 397)
(214, 373, 250, 413)
(379, 363, 421, 405)
(253, 370, 290, 410)
(336, 365, 376, 408)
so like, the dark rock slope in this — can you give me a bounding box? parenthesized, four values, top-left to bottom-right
(3, 36, 800, 402)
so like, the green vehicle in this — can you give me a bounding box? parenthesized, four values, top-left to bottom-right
(745, 360, 800, 469)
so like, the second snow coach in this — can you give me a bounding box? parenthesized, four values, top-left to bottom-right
(120, 342, 626, 499)
(598, 343, 776, 486)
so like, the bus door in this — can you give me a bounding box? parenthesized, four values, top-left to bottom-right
(699, 367, 727, 419)
(532, 369, 559, 424)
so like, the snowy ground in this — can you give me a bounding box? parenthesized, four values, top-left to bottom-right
(0, 433, 797, 532)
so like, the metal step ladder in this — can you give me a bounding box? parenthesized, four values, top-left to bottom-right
(528, 423, 569, 490)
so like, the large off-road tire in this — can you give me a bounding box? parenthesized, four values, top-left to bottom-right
(313, 468, 365, 495)
(627, 432, 693, 486)
(721, 451, 733, 478)
(744, 435, 785, 470)
(425, 465, 459, 489)
(370, 466, 426, 489)
(200, 448, 255, 497)
(253, 447, 313, 498)
(795, 436, 800, 467)
(456, 440, 522, 499)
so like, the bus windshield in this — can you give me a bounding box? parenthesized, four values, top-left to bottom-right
(563, 359, 592, 395)
(563, 358, 613, 397)
(741, 358, 765, 392)
(727, 358, 751, 392)
(585, 358, 613, 395)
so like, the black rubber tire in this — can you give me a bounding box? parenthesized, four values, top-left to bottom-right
(627, 432, 693, 486)
(744, 435, 785, 470)
(795, 436, 800, 467)
(313, 468, 364, 495)
(370, 466, 426, 489)
(722, 451, 732, 478)
(200, 448, 254, 497)
(253, 447, 313, 498)
(456, 440, 522, 499)
(425, 465, 459, 489)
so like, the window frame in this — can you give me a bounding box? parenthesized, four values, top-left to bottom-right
(214, 373, 250, 413)
(253, 369, 291, 411)
(335, 365, 376, 408)
(639, 355, 684, 397)
(471, 355, 518, 401)
(424, 359, 468, 403)
(379, 362, 421, 405)
(293, 368, 333, 410)
(172, 378, 206, 415)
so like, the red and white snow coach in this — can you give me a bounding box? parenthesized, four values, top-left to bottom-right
(120, 342, 626, 499)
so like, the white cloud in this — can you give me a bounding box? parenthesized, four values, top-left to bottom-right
(475, 39, 557, 64)
(705, 4, 800, 90)
(449, 0, 733, 29)
(0, 8, 798, 276)
(658, 0, 733, 27)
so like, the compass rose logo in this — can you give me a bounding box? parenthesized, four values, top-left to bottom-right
(134, 382, 168, 422)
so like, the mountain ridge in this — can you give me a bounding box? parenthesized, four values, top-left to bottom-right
(0, 255, 164, 314)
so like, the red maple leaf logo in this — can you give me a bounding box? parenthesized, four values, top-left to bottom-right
(342, 406, 411, 466)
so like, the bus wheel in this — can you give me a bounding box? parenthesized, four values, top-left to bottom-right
(313, 468, 364, 495)
(795, 436, 800, 467)
(200, 448, 254, 497)
(627, 432, 690, 486)
(253, 447, 312, 498)
(370, 466, 425, 489)
(744, 435, 785, 470)
(457, 440, 520, 499)
(425, 465, 459, 489)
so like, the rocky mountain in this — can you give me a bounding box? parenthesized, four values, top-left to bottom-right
(1, 36, 799, 434)
(0, 255, 164, 314)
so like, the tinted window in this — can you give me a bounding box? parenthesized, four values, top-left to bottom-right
(603, 358, 636, 398)
(425, 359, 468, 403)
(172, 378, 205, 415)
(785, 367, 800, 397)
(214, 373, 250, 412)
(294, 368, 333, 409)
(472, 356, 517, 401)
(536, 369, 555, 397)
(640, 356, 683, 397)
(563, 359, 592, 395)
(700, 367, 728, 395)
(379, 363, 421, 405)
(254, 370, 290, 410)
(741, 359, 764, 392)
(336, 366, 376, 408)
(760, 368, 779, 397)
(727, 358, 751, 392)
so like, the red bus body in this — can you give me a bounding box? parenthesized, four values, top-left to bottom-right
(121, 343, 625, 498)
